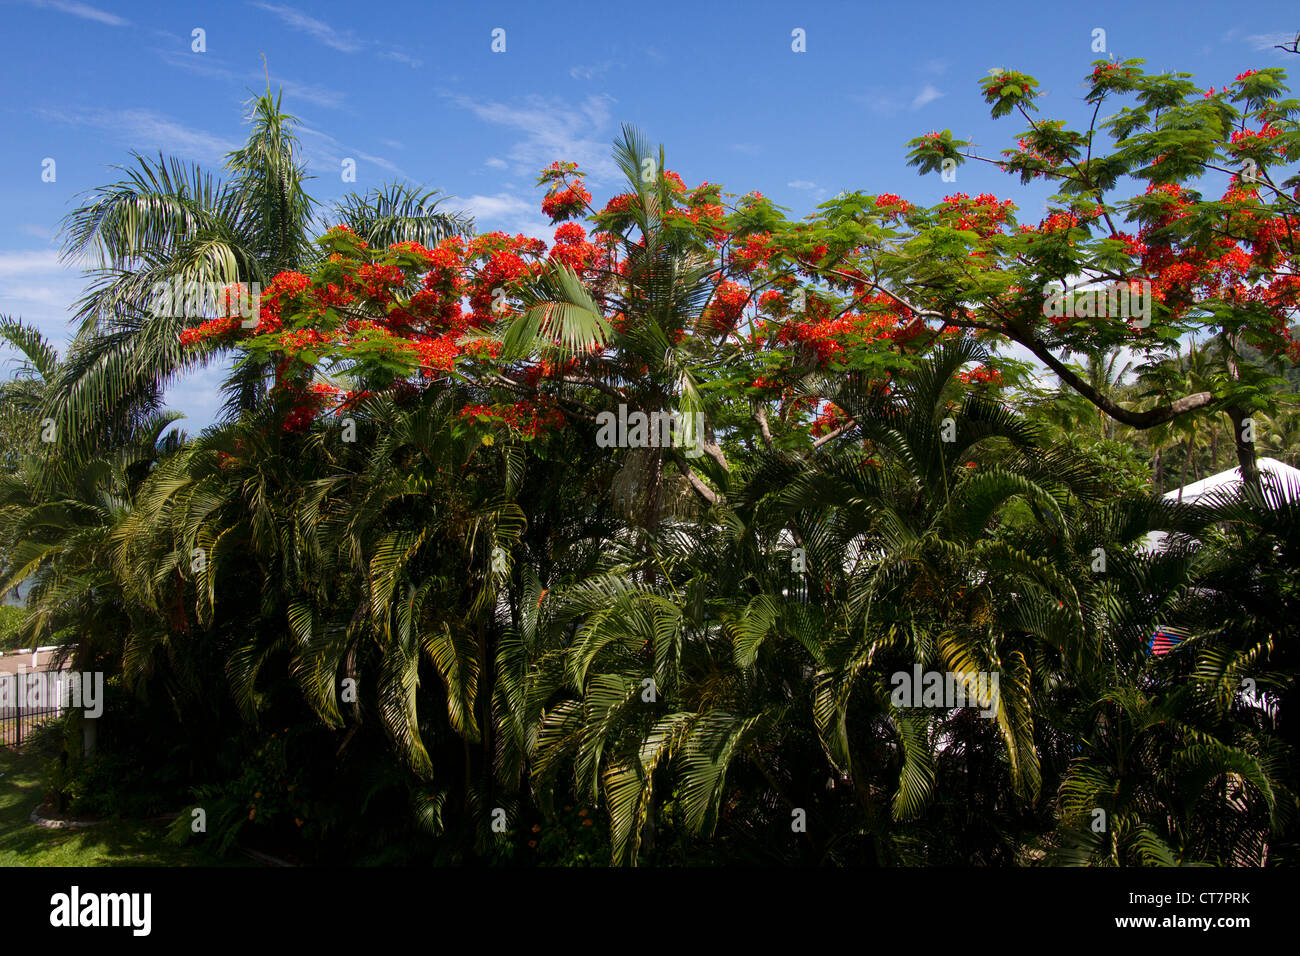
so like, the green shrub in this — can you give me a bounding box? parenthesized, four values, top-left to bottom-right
(0, 605, 29, 651)
(169, 728, 313, 856)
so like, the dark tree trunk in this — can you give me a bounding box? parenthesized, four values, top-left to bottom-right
(1225, 404, 1260, 486)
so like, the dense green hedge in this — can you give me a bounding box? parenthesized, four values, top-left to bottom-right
(0, 605, 29, 651)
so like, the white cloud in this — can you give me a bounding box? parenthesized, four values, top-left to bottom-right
(1244, 31, 1298, 52)
(853, 89, 905, 117)
(485, 157, 508, 169)
(22, 0, 127, 26)
(731, 143, 761, 156)
(381, 51, 422, 68)
(155, 51, 348, 111)
(457, 193, 552, 242)
(911, 84, 944, 110)
(156, 50, 237, 80)
(19, 225, 56, 241)
(0, 250, 90, 278)
(446, 92, 621, 183)
(786, 180, 827, 202)
(0, 250, 94, 355)
(248, 2, 420, 66)
(250, 2, 364, 52)
(855, 84, 944, 117)
(570, 62, 612, 80)
(354, 150, 401, 176)
(276, 77, 348, 109)
(296, 125, 404, 178)
(37, 106, 238, 165)
(0, 250, 58, 278)
(161, 361, 230, 431)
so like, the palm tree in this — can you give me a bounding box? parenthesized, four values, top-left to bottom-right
(501, 125, 736, 528)
(54, 88, 471, 450)
(532, 339, 1125, 864)
(0, 318, 186, 731)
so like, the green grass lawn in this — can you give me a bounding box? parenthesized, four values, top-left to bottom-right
(0, 746, 245, 866)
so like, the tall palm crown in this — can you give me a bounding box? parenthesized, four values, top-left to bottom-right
(55, 88, 471, 449)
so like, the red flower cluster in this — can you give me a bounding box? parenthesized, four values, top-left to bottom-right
(957, 365, 1003, 386)
(542, 182, 592, 222)
(873, 194, 914, 218)
(940, 193, 1016, 237)
(777, 307, 903, 365)
(388, 240, 438, 266)
(810, 404, 846, 437)
(179, 316, 240, 347)
(733, 233, 773, 273)
(705, 281, 749, 331)
(601, 194, 634, 216)
(409, 335, 459, 375)
(549, 223, 604, 273)
(355, 263, 407, 302)
(459, 400, 566, 439)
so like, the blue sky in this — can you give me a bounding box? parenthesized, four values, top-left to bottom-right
(1, 0, 1297, 430)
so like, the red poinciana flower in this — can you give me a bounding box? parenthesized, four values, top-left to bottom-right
(705, 281, 749, 331)
(541, 182, 592, 222)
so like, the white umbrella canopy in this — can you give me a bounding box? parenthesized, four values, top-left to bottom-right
(1161, 457, 1300, 505)
(1138, 458, 1300, 554)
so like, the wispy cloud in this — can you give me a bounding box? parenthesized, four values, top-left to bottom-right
(456, 193, 552, 241)
(0, 250, 95, 355)
(296, 125, 404, 179)
(445, 92, 621, 183)
(570, 62, 613, 81)
(0, 250, 66, 278)
(1244, 31, 1298, 52)
(21, 0, 127, 26)
(248, 2, 420, 66)
(786, 180, 827, 201)
(276, 78, 348, 110)
(853, 89, 905, 117)
(155, 51, 349, 111)
(911, 84, 944, 109)
(855, 84, 945, 117)
(36, 106, 238, 164)
(162, 362, 229, 430)
(381, 51, 423, 68)
(250, 2, 364, 52)
(731, 143, 761, 156)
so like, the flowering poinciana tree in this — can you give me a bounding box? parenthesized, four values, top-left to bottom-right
(177, 129, 944, 526)
(899, 61, 1300, 478)
(180, 59, 1300, 505)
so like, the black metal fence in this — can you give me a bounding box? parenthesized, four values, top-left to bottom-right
(0, 668, 66, 747)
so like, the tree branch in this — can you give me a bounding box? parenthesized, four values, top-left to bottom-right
(1006, 323, 1215, 427)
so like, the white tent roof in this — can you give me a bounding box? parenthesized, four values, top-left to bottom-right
(1139, 458, 1300, 553)
(1162, 457, 1300, 505)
